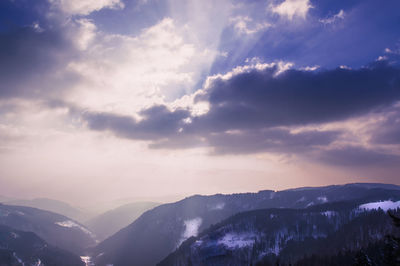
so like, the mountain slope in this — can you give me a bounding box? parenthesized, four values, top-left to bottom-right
(158, 200, 400, 265)
(0, 225, 84, 266)
(93, 183, 400, 266)
(5, 198, 90, 223)
(86, 201, 160, 241)
(0, 204, 96, 255)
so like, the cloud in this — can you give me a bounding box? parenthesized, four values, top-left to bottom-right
(83, 105, 191, 140)
(271, 0, 312, 20)
(194, 62, 400, 131)
(369, 106, 400, 145)
(319, 9, 345, 25)
(229, 16, 271, 35)
(80, 61, 400, 160)
(83, 105, 340, 156)
(317, 146, 400, 167)
(0, 21, 80, 99)
(64, 17, 220, 116)
(49, 0, 125, 15)
(203, 128, 340, 155)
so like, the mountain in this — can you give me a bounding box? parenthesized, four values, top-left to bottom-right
(0, 204, 96, 255)
(0, 225, 84, 266)
(5, 198, 91, 223)
(86, 202, 160, 241)
(0, 195, 16, 203)
(158, 200, 400, 265)
(92, 183, 400, 266)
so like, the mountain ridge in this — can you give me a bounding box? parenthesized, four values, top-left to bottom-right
(93, 183, 400, 266)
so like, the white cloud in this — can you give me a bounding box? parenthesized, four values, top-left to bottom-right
(384, 47, 400, 55)
(73, 19, 97, 50)
(339, 65, 351, 70)
(319, 10, 345, 25)
(31, 22, 44, 33)
(271, 0, 312, 20)
(229, 16, 271, 35)
(203, 59, 294, 89)
(377, 55, 387, 61)
(50, 0, 125, 15)
(65, 18, 219, 116)
(300, 65, 320, 71)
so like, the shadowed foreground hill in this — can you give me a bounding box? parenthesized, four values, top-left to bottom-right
(158, 202, 400, 265)
(0, 225, 84, 266)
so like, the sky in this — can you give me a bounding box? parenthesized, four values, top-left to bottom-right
(0, 0, 400, 206)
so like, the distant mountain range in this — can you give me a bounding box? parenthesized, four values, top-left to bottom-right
(4, 198, 91, 223)
(86, 201, 160, 241)
(1, 183, 399, 266)
(92, 183, 400, 266)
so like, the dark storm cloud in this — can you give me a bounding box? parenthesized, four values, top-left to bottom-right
(147, 127, 341, 155)
(81, 61, 400, 163)
(194, 62, 400, 131)
(317, 146, 400, 167)
(84, 106, 341, 155)
(202, 128, 341, 155)
(84, 105, 191, 140)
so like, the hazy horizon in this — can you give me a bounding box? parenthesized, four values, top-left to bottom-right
(1, 0, 400, 207)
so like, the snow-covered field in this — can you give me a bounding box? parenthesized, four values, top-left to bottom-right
(359, 200, 400, 211)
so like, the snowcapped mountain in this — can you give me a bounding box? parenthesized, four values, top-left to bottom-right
(92, 183, 400, 266)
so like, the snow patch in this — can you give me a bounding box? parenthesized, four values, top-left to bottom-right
(10, 232, 19, 239)
(317, 196, 328, 203)
(210, 202, 225, 210)
(80, 256, 94, 266)
(359, 200, 400, 212)
(13, 252, 25, 266)
(321, 211, 337, 218)
(297, 196, 306, 202)
(179, 217, 202, 245)
(218, 233, 256, 249)
(56, 220, 79, 228)
(268, 230, 289, 255)
(56, 220, 95, 238)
